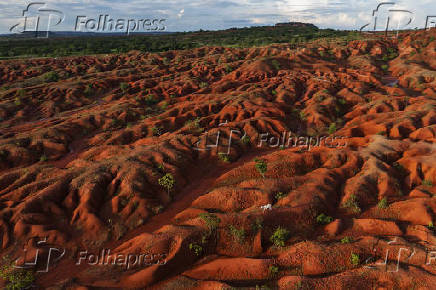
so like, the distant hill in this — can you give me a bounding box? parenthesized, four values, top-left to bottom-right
(0, 23, 359, 58)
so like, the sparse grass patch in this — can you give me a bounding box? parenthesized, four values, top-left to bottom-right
(158, 173, 175, 196)
(218, 152, 231, 163)
(189, 243, 203, 256)
(342, 194, 361, 214)
(328, 123, 337, 134)
(341, 236, 353, 244)
(377, 197, 388, 209)
(254, 158, 267, 178)
(350, 253, 360, 266)
(316, 213, 333, 224)
(270, 226, 290, 247)
(228, 225, 246, 243)
(275, 191, 287, 201)
(42, 71, 59, 82)
(422, 180, 433, 187)
(0, 262, 34, 290)
(269, 265, 279, 276)
(199, 213, 221, 232)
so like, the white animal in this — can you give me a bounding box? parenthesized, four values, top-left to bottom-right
(260, 204, 272, 212)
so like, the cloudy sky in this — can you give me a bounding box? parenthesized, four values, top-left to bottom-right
(0, 0, 435, 34)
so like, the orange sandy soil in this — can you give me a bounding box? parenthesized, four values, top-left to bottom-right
(0, 30, 436, 289)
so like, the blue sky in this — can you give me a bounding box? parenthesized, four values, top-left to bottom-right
(1, 0, 435, 34)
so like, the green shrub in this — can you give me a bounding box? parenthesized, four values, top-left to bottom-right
(350, 253, 360, 266)
(218, 152, 231, 163)
(189, 243, 203, 256)
(152, 126, 163, 136)
(16, 89, 26, 97)
(316, 213, 333, 224)
(269, 265, 279, 276)
(275, 192, 287, 201)
(377, 197, 388, 209)
(254, 158, 268, 178)
(199, 213, 221, 231)
(184, 117, 203, 133)
(251, 217, 263, 233)
(158, 173, 175, 195)
(241, 135, 251, 145)
(342, 194, 361, 214)
(199, 82, 208, 88)
(0, 263, 34, 290)
(422, 180, 433, 187)
(39, 155, 48, 162)
(228, 225, 246, 243)
(270, 226, 290, 247)
(341, 236, 353, 244)
(42, 71, 59, 82)
(120, 82, 129, 92)
(328, 123, 337, 134)
(271, 59, 281, 70)
(144, 94, 159, 106)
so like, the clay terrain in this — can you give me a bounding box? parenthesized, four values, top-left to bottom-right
(0, 29, 436, 289)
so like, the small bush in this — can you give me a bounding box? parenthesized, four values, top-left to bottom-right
(39, 155, 48, 162)
(228, 225, 246, 243)
(342, 194, 361, 214)
(43, 71, 59, 82)
(0, 263, 34, 290)
(158, 173, 175, 195)
(218, 152, 231, 163)
(199, 213, 221, 231)
(189, 243, 203, 256)
(275, 192, 287, 201)
(251, 217, 263, 233)
(271, 59, 281, 70)
(341, 236, 353, 244)
(152, 126, 163, 136)
(269, 265, 279, 276)
(184, 117, 203, 133)
(241, 135, 251, 145)
(270, 226, 290, 247)
(144, 94, 159, 106)
(422, 180, 433, 187)
(120, 82, 129, 92)
(328, 123, 337, 134)
(377, 197, 388, 209)
(316, 213, 333, 225)
(350, 253, 360, 266)
(254, 158, 268, 178)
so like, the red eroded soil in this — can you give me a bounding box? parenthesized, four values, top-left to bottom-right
(0, 30, 436, 289)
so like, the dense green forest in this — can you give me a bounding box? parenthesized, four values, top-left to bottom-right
(0, 23, 362, 58)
